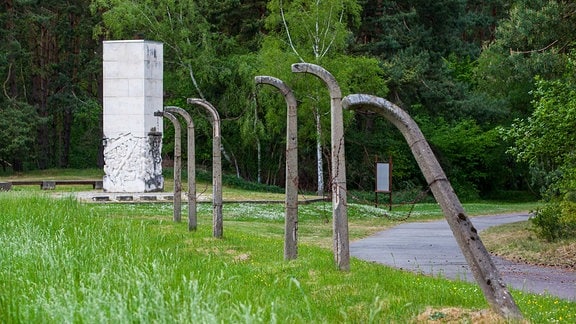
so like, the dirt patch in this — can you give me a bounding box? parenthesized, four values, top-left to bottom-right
(413, 307, 526, 323)
(229, 250, 251, 262)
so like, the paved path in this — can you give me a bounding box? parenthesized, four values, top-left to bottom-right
(350, 213, 576, 301)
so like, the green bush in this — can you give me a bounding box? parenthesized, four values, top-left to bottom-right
(531, 203, 562, 242)
(560, 195, 576, 237)
(531, 198, 576, 242)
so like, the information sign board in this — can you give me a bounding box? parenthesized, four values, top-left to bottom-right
(376, 162, 391, 192)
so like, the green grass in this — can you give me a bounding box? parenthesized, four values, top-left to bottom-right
(93, 200, 541, 249)
(0, 193, 572, 323)
(482, 221, 576, 269)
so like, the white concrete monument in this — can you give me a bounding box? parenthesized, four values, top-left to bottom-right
(102, 40, 164, 192)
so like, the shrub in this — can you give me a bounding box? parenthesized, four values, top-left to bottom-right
(531, 197, 576, 242)
(531, 202, 563, 242)
(559, 194, 576, 237)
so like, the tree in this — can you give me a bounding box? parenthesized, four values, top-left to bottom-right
(1, 0, 101, 170)
(471, 0, 576, 201)
(0, 100, 40, 171)
(475, 0, 576, 117)
(93, 0, 267, 178)
(502, 74, 576, 197)
(426, 118, 502, 200)
(196, 0, 267, 53)
(94, 0, 216, 99)
(353, 0, 508, 119)
(343, 0, 519, 196)
(0, 1, 38, 170)
(501, 54, 576, 240)
(258, 0, 388, 193)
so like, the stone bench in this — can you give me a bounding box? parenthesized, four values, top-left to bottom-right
(0, 182, 12, 191)
(7, 180, 103, 190)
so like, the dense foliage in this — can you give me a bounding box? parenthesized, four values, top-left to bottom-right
(1, 0, 575, 204)
(501, 56, 576, 240)
(1, 0, 102, 170)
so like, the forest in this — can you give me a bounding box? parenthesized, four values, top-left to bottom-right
(1, 0, 575, 207)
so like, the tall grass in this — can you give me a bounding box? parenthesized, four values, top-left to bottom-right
(0, 193, 572, 323)
(1, 194, 235, 322)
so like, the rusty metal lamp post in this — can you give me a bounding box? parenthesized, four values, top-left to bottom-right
(164, 106, 197, 231)
(291, 63, 350, 271)
(187, 98, 223, 238)
(341, 94, 523, 320)
(254, 75, 299, 260)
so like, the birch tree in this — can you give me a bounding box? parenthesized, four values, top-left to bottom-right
(259, 0, 364, 195)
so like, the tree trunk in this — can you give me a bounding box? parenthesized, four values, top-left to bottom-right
(60, 106, 73, 167)
(33, 24, 55, 169)
(257, 138, 262, 183)
(315, 106, 324, 196)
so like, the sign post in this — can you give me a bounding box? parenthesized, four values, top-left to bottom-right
(375, 157, 392, 210)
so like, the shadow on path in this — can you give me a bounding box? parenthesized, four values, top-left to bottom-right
(350, 213, 576, 301)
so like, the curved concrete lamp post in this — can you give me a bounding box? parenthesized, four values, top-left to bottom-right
(341, 94, 523, 320)
(164, 106, 197, 231)
(161, 111, 182, 222)
(254, 75, 299, 260)
(291, 63, 350, 271)
(187, 98, 223, 239)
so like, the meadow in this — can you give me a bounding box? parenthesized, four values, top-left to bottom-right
(0, 190, 573, 323)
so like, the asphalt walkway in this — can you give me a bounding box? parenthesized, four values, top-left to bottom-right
(350, 213, 576, 301)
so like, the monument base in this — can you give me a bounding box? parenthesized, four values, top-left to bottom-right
(102, 132, 164, 193)
(103, 176, 163, 193)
